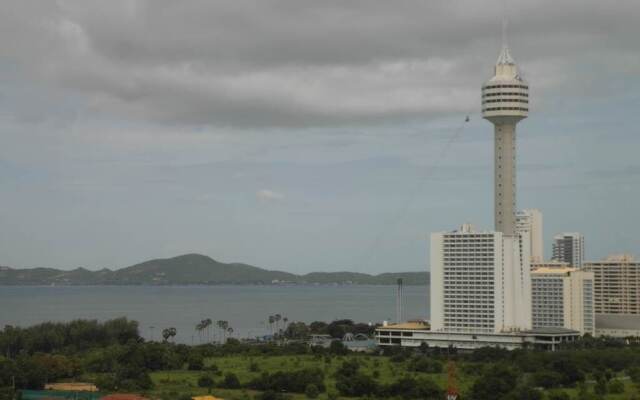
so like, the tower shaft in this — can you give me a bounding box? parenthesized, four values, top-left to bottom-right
(494, 123, 516, 236)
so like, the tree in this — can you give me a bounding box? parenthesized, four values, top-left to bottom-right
(162, 327, 177, 342)
(329, 340, 348, 355)
(274, 314, 282, 334)
(629, 366, 640, 384)
(594, 377, 608, 397)
(204, 318, 212, 343)
(388, 376, 442, 399)
(268, 316, 275, 335)
(257, 390, 285, 400)
(305, 383, 319, 399)
(531, 370, 563, 389)
(335, 372, 377, 397)
(468, 365, 518, 400)
(223, 372, 240, 389)
(197, 375, 215, 394)
(502, 384, 542, 400)
(549, 357, 584, 386)
(187, 353, 204, 371)
(196, 321, 205, 344)
(217, 320, 229, 343)
(546, 390, 571, 400)
(285, 322, 310, 339)
(608, 379, 625, 394)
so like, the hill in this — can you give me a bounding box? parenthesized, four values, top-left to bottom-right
(0, 254, 428, 286)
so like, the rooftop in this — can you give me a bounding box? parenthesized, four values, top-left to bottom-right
(532, 267, 577, 274)
(379, 321, 430, 330)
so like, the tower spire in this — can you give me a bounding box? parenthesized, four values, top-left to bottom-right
(496, 2, 515, 65)
(502, 9, 508, 50)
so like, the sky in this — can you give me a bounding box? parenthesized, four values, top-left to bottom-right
(1, 0, 639, 273)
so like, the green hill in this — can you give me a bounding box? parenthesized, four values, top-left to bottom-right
(0, 254, 428, 286)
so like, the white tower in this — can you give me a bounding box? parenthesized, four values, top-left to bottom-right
(482, 38, 529, 236)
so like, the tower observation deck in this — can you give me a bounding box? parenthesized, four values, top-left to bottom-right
(482, 45, 528, 236)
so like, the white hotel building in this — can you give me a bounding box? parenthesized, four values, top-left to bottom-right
(430, 223, 532, 334)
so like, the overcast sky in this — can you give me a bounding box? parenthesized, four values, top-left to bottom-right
(1, 0, 639, 273)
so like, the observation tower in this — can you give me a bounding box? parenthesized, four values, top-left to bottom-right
(481, 42, 528, 236)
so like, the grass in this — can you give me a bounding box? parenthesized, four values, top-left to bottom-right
(138, 354, 640, 400)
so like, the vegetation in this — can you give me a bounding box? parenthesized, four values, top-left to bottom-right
(1, 319, 640, 400)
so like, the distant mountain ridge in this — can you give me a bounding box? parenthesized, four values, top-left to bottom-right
(0, 254, 429, 286)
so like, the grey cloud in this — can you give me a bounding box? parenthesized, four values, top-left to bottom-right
(1, 0, 639, 128)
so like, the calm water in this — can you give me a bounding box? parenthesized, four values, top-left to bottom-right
(0, 285, 429, 343)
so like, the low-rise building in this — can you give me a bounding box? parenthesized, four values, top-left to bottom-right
(375, 322, 579, 351)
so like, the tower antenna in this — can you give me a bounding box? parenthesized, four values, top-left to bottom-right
(502, 0, 508, 50)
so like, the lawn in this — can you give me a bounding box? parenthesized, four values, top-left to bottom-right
(145, 354, 640, 400)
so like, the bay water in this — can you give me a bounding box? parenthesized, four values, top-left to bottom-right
(0, 285, 429, 343)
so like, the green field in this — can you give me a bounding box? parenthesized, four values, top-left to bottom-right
(142, 354, 640, 400)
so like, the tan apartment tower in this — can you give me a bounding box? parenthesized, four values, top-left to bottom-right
(482, 44, 529, 236)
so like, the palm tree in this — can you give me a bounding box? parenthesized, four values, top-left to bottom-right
(203, 318, 212, 343)
(274, 314, 282, 338)
(162, 327, 177, 342)
(268, 315, 275, 335)
(283, 317, 288, 331)
(217, 320, 229, 343)
(227, 327, 234, 340)
(196, 321, 204, 344)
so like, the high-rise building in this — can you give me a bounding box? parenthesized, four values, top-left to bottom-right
(552, 233, 585, 267)
(481, 44, 528, 236)
(583, 255, 639, 315)
(531, 267, 595, 335)
(583, 255, 640, 337)
(517, 209, 543, 263)
(430, 224, 532, 334)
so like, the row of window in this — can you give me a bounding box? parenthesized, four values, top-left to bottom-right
(484, 84, 528, 89)
(377, 331, 413, 337)
(483, 98, 529, 104)
(483, 107, 529, 112)
(483, 92, 528, 98)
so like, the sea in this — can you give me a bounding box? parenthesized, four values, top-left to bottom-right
(0, 285, 430, 344)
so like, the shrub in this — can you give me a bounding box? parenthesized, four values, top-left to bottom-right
(531, 370, 563, 389)
(608, 379, 625, 394)
(408, 357, 443, 373)
(223, 372, 241, 389)
(335, 372, 378, 397)
(329, 340, 348, 355)
(249, 368, 325, 393)
(305, 383, 320, 399)
(187, 353, 204, 371)
(387, 376, 442, 399)
(249, 361, 260, 372)
(546, 390, 571, 400)
(197, 375, 215, 393)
